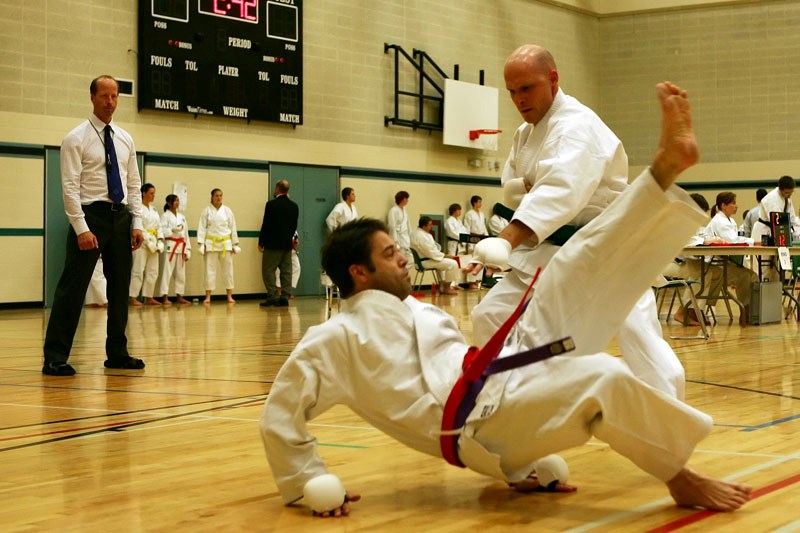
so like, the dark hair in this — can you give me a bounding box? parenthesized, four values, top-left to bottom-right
(322, 218, 387, 298)
(470, 195, 482, 207)
(211, 188, 222, 201)
(689, 193, 709, 212)
(164, 194, 179, 212)
(90, 75, 118, 94)
(710, 192, 736, 217)
(778, 175, 796, 191)
(418, 215, 432, 228)
(448, 203, 461, 215)
(756, 188, 768, 202)
(394, 191, 409, 205)
(140, 183, 154, 194)
(342, 187, 354, 201)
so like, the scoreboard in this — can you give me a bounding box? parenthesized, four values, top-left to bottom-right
(138, 0, 302, 124)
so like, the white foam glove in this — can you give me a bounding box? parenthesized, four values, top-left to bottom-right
(232, 245, 242, 254)
(156, 240, 165, 253)
(144, 232, 157, 253)
(503, 178, 528, 210)
(184, 248, 191, 261)
(472, 237, 512, 270)
(197, 243, 205, 256)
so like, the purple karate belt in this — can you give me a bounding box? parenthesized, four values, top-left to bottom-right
(440, 267, 575, 468)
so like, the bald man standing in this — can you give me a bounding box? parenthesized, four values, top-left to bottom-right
(469, 45, 686, 401)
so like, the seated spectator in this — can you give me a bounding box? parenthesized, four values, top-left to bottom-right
(410, 216, 460, 295)
(488, 203, 510, 236)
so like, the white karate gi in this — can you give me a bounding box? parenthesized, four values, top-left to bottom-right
(463, 209, 487, 236)
(444, 215, 467, 256)
(705, 212, 758, 305)
(472, 89, 684, 400)
(198, 204, 239, 290)
(410, 227, 458, 283)
(742, 205, 760, 238)
(260, 172, 712, 505)
(129, 203, 164, 298)
(388, 205, 413, 269)
(488, 214, 509, 236)
(159, 210, 191, 296)
(325, 201, 358, 232)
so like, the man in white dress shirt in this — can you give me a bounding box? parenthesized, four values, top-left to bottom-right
(260, 83, 751, 516)
(42, 75, 145, 376)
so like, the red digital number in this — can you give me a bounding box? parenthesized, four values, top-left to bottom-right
(213, 0, 226, 15)
(231, 0, 257, 21)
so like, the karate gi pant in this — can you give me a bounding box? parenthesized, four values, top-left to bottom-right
(421, 257, 459, 283)
(160, 253, 187, 296)
(462, 172, 712, 483)
(204, 251, 234, 290)
(130, 247, 160, 298)
(472, 195, 687, 400)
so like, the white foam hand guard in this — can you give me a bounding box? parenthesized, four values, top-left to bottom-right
(144, 232, 157, 253)
(503, 178, 528, 210)
(184, 248, 191, 260)
(472, 237, 512, 270)
(156, 240, 164, 253)
(232, 245, 242, 254)
(197, 243, 205, 255)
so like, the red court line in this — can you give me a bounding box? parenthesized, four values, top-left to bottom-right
(0, 418, 151, 442)
(647, 473, 800, 533)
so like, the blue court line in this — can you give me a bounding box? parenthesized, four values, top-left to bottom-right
(741, 413, 800, 432)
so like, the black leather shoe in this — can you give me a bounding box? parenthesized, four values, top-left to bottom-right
(276, 298, 289, 307)
(42, 362, 76, 376)
(260, 298, 279, 307)
(104, 356, 145, 369)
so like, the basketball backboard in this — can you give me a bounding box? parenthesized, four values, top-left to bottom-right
(443, 79, 500, 151)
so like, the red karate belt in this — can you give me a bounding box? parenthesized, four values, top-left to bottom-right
(167, 237, 186, 262)
(439, 267, 575, 468)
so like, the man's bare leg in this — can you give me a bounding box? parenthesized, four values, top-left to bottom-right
(650, 82, 700, 190)
(651, 81, 751, 511)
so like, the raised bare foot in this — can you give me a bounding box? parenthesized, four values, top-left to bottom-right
(667, 467, 751, 511)
(650, 82, 699, 190)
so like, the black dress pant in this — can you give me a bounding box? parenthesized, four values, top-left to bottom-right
(43, 203, 133, 364)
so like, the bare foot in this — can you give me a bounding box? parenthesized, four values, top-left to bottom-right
(203, 298, 211, 305)
(509, 474, 577, 493)
(176, 296, 190, 305)
(650, 82, 700, 190)
(130, 298, 143, 307)
(667, 467, 751, 511)
(161, 297, 173, 307)
(145, 298, 161, 306)
(227, 298, 236, 304)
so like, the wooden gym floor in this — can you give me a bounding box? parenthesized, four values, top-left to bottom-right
(0, 291, 798, 532)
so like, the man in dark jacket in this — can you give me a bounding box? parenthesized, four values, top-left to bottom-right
(259, 179, 299, 306)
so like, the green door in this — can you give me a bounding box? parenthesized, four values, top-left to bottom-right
(269, 164, 339, 296)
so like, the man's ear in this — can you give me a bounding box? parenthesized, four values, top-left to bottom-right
(349, 263, 368, 288)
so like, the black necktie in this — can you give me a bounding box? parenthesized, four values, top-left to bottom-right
(104, 125, 124, 204)
(784, 198, 789, 213)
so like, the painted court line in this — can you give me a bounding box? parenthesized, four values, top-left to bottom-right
(647, 473, 800, 532)
(565, 452, 800, 532)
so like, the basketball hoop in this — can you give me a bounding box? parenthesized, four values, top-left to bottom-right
(469, 129, 502, 140)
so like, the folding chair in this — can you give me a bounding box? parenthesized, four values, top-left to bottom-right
(653, 277, 709, 340)
(410, 249, 441, 292)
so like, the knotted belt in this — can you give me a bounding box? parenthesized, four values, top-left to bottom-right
(439, 267, 575, 468)
(166, 237, 186, 262)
